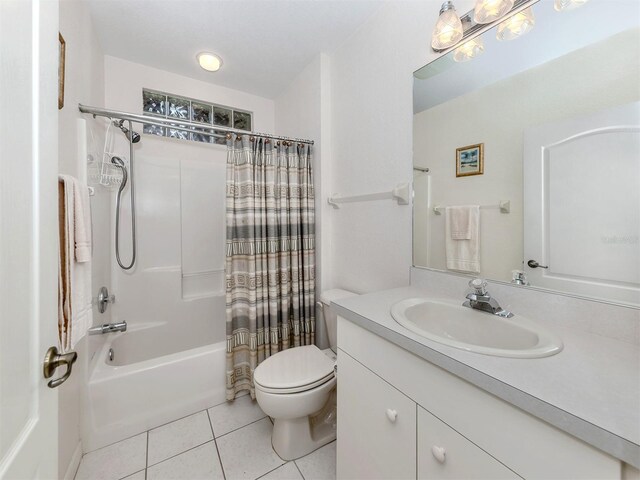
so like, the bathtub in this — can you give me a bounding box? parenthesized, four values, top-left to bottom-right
(82, 317, 227, 452)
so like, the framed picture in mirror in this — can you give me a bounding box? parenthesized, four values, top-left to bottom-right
(456, 143, 483, 177)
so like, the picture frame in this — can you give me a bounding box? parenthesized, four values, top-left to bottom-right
(58, 33, 66, 110)
(456, 143, 484, 177)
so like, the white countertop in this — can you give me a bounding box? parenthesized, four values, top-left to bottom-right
(333, 286, 640, 467)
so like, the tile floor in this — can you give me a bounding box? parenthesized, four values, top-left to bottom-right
(74, 395, 336, 480)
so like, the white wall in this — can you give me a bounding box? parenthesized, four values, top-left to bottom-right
(413, 29, 640, 282)
(57, 0, 106, 477)
(102, 57, 274, 339)
(327, 0, 476, 294)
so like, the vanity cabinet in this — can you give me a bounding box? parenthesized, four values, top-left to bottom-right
(337, 317, 623, 480)
(417, 406, 520, 479)
(337, 351, 416, 480)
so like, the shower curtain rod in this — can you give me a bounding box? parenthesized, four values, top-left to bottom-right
(78, 104, 315, 145)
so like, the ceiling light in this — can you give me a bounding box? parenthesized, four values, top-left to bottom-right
(473, 0, 514, 24)
(197, 52, 222, 72)
(431, 1, 464, 50)
(453, 37, 485, 62)
(554, 0, 589, 11)
(496, 7, 535, 41)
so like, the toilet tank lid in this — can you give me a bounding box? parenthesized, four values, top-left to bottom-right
(320, 288, 357, 305)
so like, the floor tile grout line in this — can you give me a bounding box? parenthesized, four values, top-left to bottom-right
(207, 409, 227, 480)
(145, 431, 149, 475)
(81, 429, 149, 457)
(293, 460, 306, 480)
(116, 469, 145, 480)
(253, 461, 291, 480)
(145, 439, 218, 469)
(214, 414, 269, 440)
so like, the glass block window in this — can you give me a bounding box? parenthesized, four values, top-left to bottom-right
(142, 88, 253, 145)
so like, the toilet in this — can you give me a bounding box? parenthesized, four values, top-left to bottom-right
(254, 288, 356, 460)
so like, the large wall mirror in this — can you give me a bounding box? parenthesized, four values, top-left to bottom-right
(413, 0, 639, 306)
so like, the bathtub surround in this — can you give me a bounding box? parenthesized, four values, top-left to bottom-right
(225, 136, 316, 400)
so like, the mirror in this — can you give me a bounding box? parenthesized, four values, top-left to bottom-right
(413, 0, 640, 306)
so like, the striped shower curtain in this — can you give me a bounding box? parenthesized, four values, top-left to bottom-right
(225, 134, 316, 401)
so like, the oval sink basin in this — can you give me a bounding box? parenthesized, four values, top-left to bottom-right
(390, 298, 563, 358)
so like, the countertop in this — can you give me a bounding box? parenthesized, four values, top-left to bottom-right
(333, 286, 640, 468)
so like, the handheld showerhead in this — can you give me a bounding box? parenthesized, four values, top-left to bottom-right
(113, 119, 141, 144)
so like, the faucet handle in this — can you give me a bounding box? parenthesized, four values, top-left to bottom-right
(469, 278, 488, 295)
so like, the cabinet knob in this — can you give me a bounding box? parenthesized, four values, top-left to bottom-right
(431, 445, 446, 463)
(386, 409, 397, 423)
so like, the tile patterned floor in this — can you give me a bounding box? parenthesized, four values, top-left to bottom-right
(74, 395, 336, 480)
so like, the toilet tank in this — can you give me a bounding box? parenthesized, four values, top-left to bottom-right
(320, 289, 356, 351)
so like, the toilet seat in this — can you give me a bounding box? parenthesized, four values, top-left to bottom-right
(254, 345, 335, 394)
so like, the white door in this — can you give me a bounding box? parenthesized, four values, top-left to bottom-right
(0, 1, 60, 478)
(523, 102, 640, 305)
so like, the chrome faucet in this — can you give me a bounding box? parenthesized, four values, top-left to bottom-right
(88, 321, 127, 335)
(463, 279, 514, 318)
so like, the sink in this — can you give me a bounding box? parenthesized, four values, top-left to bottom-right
(390, 298, 563, 358)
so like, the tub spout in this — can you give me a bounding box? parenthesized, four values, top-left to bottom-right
(88, 321, 127, 335)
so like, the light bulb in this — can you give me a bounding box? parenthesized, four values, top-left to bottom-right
(197, 52, 222, 72)
(496, 7, 535, 41)
(554, 0, 589, 11)
(431, 1, 464, 50)
(473, 0, 514, 24)
(453, 37, 485, 62)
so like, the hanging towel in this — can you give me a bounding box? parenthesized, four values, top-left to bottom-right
(58, 175, 92, 351)
(448, 205, 472, 240)
(445, 205, 480, 273)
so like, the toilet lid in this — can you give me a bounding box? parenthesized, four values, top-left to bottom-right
(253, 345, 335, 392)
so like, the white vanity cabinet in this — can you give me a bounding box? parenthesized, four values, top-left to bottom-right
(417, 406, 520, 479)
(337, 351, 416, 480)
(337, 317, 624, 480)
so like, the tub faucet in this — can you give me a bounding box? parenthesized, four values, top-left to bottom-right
(463, 279, 514, 318)
(88, 321, 127, 335)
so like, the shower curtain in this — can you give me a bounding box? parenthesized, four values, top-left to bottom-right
(225, 134, 316, 401)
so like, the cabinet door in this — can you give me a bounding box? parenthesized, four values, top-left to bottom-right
(418, 406, 521, 480)
(337, 350, 416, 480)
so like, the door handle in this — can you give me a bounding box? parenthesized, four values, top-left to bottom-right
(43, 346, 77, 388)
(527, 259, 549, 269)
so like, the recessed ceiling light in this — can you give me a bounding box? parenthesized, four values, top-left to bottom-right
(197, 52, 222, 72)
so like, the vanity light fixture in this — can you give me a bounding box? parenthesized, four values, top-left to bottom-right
(431, 1, 464, 50)
(496, 6, 535, 41)
(453, 36, 485, 62)
(554, 0, 589, 11)
(197, 52, 222, 72)
(473, 0, 514, 24)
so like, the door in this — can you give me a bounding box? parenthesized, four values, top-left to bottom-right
(337, 350, 416, 480)
(523, 102, 640, 305)
(0, 1, 60, 478)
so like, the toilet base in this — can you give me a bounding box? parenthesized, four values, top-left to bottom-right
(271, 391, 337, 461)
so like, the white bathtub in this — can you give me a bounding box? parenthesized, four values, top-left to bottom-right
(82, 317, 227, 452)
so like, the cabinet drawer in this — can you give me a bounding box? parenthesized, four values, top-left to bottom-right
(418, 406, 521, 480)
(337, 350, 416, 480)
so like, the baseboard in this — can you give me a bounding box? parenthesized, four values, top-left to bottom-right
(63, 442, 82, 480)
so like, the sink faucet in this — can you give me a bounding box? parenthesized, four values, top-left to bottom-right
(463, 279, 514, 318)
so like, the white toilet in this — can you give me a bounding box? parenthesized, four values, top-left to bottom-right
(254, 288, 356, 460)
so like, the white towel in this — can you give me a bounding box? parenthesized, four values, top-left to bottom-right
(448, 205, 472, 240)
(445, 205, 480, 273)
(58, 175, 93, 351)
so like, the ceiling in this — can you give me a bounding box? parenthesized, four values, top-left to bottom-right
(87, 0, 385, 99)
